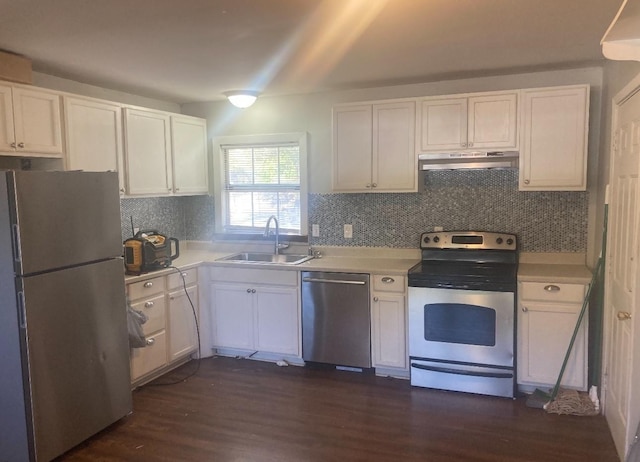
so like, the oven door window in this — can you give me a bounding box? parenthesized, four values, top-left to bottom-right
(424, 303, 496, 346)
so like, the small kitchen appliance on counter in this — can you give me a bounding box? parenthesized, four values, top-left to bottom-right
(124, 230, 179, 275)
(407, 231, 518, 398)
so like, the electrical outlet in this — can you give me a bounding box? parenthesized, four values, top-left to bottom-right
(312, 224, 320, 237)
(434, 226, 444, 232)
(344, 224, 353, 239)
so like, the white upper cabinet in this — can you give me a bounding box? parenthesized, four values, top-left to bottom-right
(63, 96, 125, 193)
(418, 91, 518, 153)
(124, 107, 173, 195)
(0, 83, 63, 157)
(170, 115, 208, 195)
(333, 100, 416, 192)
(519, 85, 589, 191)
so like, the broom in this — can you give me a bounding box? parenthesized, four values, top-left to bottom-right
(526, 203, 608, 414)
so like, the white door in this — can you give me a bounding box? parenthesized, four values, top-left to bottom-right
(168, 286, 199, 362)
(254, 286, 299, 355)
(210, 283, 254, 350)
(605, 82, 640, 459)
(332, 104, 373, 191)
(418, 97, 467, 152)
(467, 93, 518, 149)
(373, 101, 416, 191)
(171, 115, 208, 195)
(12, 87, 63, 155)
(0, 84, 16, 152)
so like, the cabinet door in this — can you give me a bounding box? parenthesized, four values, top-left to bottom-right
(124, 108, 172, 195)
(418, 97, 467, 152)
(373, 101, 416, 191)
(171, 115, 208, 195)
(519, 86, 589, 191)
(371, 293, 406, 369)
(332, 104, 373, 191)
(467, 93, 517, 149)
(12, 87, 63, 156)
(0, 84, 15, 151)
(210, 283, 254, 350)
(254, 286, 300, 356)
(64, 96, 125, 193)
(168, 285, 199, 361)
(518, 301, 587, 390)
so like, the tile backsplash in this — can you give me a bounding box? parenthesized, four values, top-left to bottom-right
(120, 195, 214, 242)
(308, 170, 587, 252)
(120, 170, 588, 252)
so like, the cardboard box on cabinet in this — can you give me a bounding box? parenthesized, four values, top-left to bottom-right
(0, 50, 33, 84)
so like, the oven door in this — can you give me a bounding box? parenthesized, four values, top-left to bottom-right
(408, 287, 514, 367)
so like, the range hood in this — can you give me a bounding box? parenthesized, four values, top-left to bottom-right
(418, 151, 519, 171)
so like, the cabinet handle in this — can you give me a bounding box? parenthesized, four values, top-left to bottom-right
(468, 142, 474, 147)
(524, 179, 530, 185)
(373, 296, 379, 302)
(544, 285, 560, 292)
(17, 142, 24, 148)
(366, 183, 372, 188)
(372, 183, 377, 188)
(522, 306, 528, 312)
(143, 282, 153, 288)
(10, 142, 16, 148)
(617, 311, 632, 321)
(144, 301, 154, 308)
(246, 288, 251, 293)
(252, 289, 256, 293)
(181, 272, 188, 277)
(146, 338, 155, 346)
(120, 188, 125, 193)
(461, 142, 467, 148)
(381, 277, 395, 284)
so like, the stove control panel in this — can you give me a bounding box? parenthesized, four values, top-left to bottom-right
(420, 231, 517, 250)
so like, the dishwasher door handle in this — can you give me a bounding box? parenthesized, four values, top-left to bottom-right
(302, 277, 366, 285)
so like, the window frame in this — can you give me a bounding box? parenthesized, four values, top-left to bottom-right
(212, 132, 308, 237)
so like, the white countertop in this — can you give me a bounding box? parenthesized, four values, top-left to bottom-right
(124, 243, 593, 285)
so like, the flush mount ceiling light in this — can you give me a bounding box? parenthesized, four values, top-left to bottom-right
(223, 90, 260, 108)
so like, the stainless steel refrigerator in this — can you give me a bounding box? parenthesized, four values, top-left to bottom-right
(0, 170, 132, 462)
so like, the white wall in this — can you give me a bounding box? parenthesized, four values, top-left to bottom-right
(32, 72, 180, 113)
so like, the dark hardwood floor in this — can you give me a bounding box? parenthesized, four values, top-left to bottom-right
(59, 357, 619, 461)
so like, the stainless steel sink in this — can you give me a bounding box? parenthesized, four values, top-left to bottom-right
(218, 252, 313, 265)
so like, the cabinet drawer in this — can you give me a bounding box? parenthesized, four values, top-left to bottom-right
(128, 276, 166, 300)
(519, 282, 586, 304)
(130, 330, 167, 381)
(372, 274, 406, 293)
(210, 266, 298, 286)
(130, 293, 166, 335)
(167, 267, 197, 290)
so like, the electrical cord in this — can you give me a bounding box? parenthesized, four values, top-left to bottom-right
(145, 266, 202, 387)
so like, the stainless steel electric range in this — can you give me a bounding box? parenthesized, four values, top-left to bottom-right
(407, 231, 518, 398)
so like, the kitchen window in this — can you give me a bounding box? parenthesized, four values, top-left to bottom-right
(213, 133, 308, 237)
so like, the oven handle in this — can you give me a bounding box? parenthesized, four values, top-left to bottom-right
(411, 362, 513, 379)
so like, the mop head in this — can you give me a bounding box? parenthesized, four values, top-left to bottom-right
(544, 387, 600, 416)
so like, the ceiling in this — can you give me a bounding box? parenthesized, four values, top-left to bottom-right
(0, 0, 623, 104)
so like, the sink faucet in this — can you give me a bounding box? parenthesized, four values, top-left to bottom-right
(264, 215, 286, 255)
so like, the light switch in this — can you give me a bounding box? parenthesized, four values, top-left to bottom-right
(344, 224, 353, 239)
(312, 224, 320, 237)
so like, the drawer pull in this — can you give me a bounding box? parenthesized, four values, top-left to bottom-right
(146, 338, 155, 346)
(544, 285, 560, 292)
(381, 277, 395, 284)
(522, 306, 528, 312)
(143, 282, 153, 288)
(373, 296, 379, 302)
(182, 272, 188, 277)
(144, 301, 154, 308)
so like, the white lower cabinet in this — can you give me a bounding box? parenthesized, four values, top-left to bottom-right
(209, 267, 301, 357)
(127, 267, 200, 386)
(517, 281, 588, 391)
(370, 274, 407, 373)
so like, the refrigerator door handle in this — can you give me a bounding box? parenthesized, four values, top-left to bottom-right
(12, 224, 21, 262)
(17, 291, 26, 328)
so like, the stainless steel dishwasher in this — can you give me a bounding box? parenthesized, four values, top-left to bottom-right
(301, 271, 371, 369)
